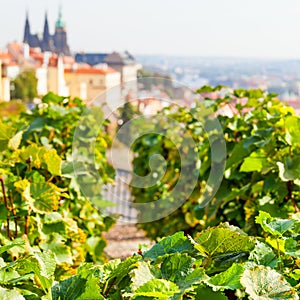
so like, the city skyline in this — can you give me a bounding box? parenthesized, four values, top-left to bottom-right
(2, 0, 300, 59)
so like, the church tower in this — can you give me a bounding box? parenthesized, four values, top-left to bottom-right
(23, 12, 31, 44)
(53, 7, 70, 55)
(22, 8, 71, 54)
(42, 12, 51, 52)
(22, 12, 41, 48)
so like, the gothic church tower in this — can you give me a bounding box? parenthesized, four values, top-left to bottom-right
(23, 11, 31, 44)
(42, 12, 51, 52)
(53, 7, 70, 55)
(22, 7, 70, 56)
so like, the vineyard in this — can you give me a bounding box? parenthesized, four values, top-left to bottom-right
(0, 88, 299, 299)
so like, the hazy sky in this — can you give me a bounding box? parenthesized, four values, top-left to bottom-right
(2, 0, 300, 59)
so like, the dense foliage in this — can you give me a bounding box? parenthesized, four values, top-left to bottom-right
(117, 95, 141, 147)
(0, 100, 26, 119)
(1, 87, 300, 299)
(0, 92, 115, 288)
(131, 87, 300, 239)
(11, 69, 38, 101)
(45, 212, 300, 299)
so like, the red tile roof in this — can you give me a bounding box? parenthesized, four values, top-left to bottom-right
(63, 56, 75, 64)
(29, 48, 42, 55)
(6, 62, 18, 67)
(8, 42, 23, 53)
(30, 52, 44, 64)
(47, 55, 75, 67)
(0, 52, 13, 62)
(65, 66, 118, 75)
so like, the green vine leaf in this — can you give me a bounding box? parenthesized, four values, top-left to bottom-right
(43, 149, 62, 176)
(143, 232, 194, 260)
(0, 287, 25, 300)
(277, 157, 300, 182)
(0, 121, 16, 151)
(255, 211, 295, 237)
(0, 240, 25, 256)
(196, 286, 228, 300)
(130, 261, 154, 291)
(285, 116, 300, 146)
(241, 265, 299, 300)
(30, 182, 60, 213)
(207, 263, 244, 291)
(193, 225, 255, 259)
(17, 144, 61, 176)
(161, 252, 208, 294)
(240, 150, 267, 173)
(248, 241, 279, 268)
(133, 278, 180, 299)
(17, 250, 56, 292)
(8, 131, 23, 151)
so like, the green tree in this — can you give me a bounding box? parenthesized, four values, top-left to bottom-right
(11, 69, 38, 101)
(117, 94, 141, 146)
(138, 69, 173, 95)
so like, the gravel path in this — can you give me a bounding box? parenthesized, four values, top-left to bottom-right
(104, 144, 151, 259)
(103, 225, 153, 259)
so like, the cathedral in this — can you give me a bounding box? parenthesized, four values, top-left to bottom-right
(23, 8, 70, 55)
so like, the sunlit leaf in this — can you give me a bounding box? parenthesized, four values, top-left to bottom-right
(143, 232, 194, 260)
(207, 263, 244, 291)
(241, 265, 298, 300)
(30, 182, 60, 213)
(133, 278, 180, 299)
(8, 131, 23, 151)
(193, 225, 255, 258)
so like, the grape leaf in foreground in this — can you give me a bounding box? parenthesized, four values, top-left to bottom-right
(241, 265, 299, 300)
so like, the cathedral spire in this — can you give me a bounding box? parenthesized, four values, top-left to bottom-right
(42, 11, 51, 51)
(22, 8, 70, 55)
(23, 11, 31, 43)
(54, 6, 70, 55)
(55, 6, 66, 29)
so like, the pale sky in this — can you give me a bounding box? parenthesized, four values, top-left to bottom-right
(1, 0, 300, 59)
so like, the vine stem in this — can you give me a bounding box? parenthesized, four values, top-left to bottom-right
(276, 238, 282, 271)
(104, 277, 116, 298)
(6, 217, 11, 240)
(0, 175, 8, 208)
(224, 290, 238, 300)
(286, 181, 299, 213)
(8, 190, 18, 237)
(27, 155, 32, 172)
(1, 175, 13, 239)
(24, 216, 29, 236)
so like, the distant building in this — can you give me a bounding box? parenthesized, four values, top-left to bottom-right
(65, 64, 121, 101)
(1, 42, 123, 101)
(0, 58, 11, 101)
(75, 51, 142, 95)
(1, 13, 141, 103)
(75, 53, 108, 66)
(23, 7, 70, 55)
(105, 51, 140, 86)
